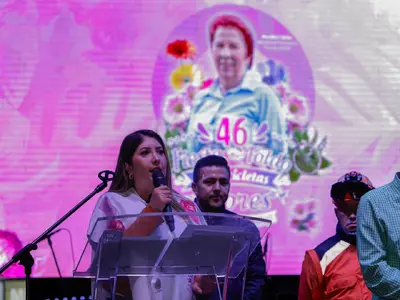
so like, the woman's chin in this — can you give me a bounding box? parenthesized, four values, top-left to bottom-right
(218, 70, 236, 79)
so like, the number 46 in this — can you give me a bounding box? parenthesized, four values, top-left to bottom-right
(216, 117, 248, 146)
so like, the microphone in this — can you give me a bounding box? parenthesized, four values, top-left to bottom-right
(152, 169, 175, 232)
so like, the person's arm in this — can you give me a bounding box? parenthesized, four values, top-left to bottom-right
(123, 204, 163, 236)
(357, 193, 400, 299)
(88, 194, 164, 238)
(243, 243, 266, 300)
(298, 250, 323, 300)
(100, 204, 162, 299)
(89, 194, 164, 298)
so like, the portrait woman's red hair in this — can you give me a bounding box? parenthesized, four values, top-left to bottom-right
(209, 15, 254, 67)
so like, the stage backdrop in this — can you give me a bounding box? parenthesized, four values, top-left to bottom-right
(0, 0, 399, 277)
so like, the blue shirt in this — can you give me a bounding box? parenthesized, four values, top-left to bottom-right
(186, 71, 287, 155)
(357, 172, 400, 300)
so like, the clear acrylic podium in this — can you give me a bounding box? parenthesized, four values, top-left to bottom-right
(74, 212, 271, 300)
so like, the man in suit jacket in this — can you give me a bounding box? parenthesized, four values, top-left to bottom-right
(191, 155, 266, 300)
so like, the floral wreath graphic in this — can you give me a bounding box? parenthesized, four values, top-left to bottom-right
(162, 39, 331, 183)
(289, 200, 318, 233)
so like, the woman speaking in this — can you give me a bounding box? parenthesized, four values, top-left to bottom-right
(87, 129, 215, 299)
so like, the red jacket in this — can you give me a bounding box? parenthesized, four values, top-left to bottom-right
(298, 228, 371, 300)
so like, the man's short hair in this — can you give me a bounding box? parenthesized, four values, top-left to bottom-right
(193, 155, 231, 183)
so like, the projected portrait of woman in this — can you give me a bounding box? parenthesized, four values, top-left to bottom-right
(186, 14, 287, 154)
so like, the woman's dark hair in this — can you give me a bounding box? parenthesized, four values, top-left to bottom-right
(109, 129, 172, 193)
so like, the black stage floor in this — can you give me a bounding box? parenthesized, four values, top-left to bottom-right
(0, 275, 300, 300)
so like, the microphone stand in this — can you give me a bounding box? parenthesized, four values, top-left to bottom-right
(45, 228, 63, 278)
(0, 170, 115, 300)
(46, 234, 62, 278)
(263, 233, 271, 296)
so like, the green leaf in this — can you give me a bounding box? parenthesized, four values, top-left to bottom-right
(165, 127, 181, 139)
(166, 146, 174, 163)
(289, 168, 301, 182)
(298, 224, 308, 231)
(288, 148, 294, 157)
(294, 149, 320, 174)
(320, 157, 332, 169)
(165, 130, 174, 139)
(302, 131, 309, 141)
(293, 130, 303, 142)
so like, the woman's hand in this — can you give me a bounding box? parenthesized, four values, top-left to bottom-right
(192, 275, 217, 295)
(149, 186, 172, 211)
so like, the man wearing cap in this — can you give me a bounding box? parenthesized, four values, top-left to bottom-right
(357, 172, 400, 299)
(298, 171, 374, 300)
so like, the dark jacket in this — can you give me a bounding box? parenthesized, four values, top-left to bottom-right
(195, 202, 266, 300)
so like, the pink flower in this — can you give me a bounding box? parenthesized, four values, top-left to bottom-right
(275, 82, 290, 98)
(290, 219, 300, 229)
(307, 201, 315, 211)
(168, 96, 184, 113)
(295, 203, 305, 215)
(287, 121, 303, 133)
(170, 120, 189, 132)
(186, 85, 197, 102)
(0, 230, 25, 278)
(307, 219, 317, 228)
(285, 95, 309, 125)
(201, 78, 214, 90)
(108, 220, 125, 231)
(162, 93, 191, 125)
(288, 95, 307, 117)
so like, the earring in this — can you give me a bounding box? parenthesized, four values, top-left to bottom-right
(129, 173, 133, 180)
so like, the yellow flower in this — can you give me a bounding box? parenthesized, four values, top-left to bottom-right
(169, 64, 201, 91)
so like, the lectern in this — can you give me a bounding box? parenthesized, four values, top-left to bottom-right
(74, 212, 271, 300)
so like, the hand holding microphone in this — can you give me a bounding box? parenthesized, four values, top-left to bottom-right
(151, 169, 175, 232)
(149, 186, 172, 212)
